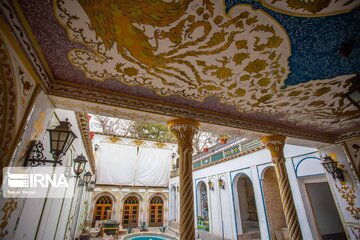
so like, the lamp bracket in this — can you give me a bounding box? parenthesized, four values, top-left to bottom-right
(23, 140, 63, 167)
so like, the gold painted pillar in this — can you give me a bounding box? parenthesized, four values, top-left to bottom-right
(168, 118, 199, 240)
(261, 134, 302, 240)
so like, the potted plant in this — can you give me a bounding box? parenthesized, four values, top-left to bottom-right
(160, 226, 167, 233)
(79, 220, 91, 240)
(139, 221, 149, 232)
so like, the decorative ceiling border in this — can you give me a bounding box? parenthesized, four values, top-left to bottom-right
(0, 0, 52, 88)
(50, 81, 335, 143)
(334, 132, 360, 144)
(75, 112, 96, 173)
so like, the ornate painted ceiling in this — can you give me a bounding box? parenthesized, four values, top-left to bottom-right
(1, 0, 359, 143)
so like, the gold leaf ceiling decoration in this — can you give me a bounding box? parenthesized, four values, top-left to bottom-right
(260, 0, 360, 17)
(54, 0, 359, 130)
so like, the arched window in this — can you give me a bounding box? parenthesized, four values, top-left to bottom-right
(149, 196, 164, 227)
(124, 196, 139, 204)
(93, 195, 112, 225)
(123, 196, 139, 228)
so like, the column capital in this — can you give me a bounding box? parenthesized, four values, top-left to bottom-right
(261, 134, 286, 144)
(261, 134, 286, 164)
(167, 118, 200, 129)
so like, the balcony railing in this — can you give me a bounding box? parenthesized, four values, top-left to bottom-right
(171, 139, 264, 177)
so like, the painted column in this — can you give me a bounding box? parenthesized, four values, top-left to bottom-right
(261, 135, 302, 240)
(168, 118, 199, 240)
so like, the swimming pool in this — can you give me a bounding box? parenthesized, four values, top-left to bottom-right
(128, 236, 169, 240)
(123, 233, 176, 240)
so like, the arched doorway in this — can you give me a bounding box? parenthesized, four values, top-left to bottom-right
(122, 196, 139, 228)
(262, 167, 287, 240)
(233, 174, 259, 238)
(149, 196, 164, 227)
(170, 186, 176, 221)
(93, 195, 112, 225)
(196, 181, 209, 231)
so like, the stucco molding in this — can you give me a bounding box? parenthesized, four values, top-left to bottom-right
(75, 112, 96, 173)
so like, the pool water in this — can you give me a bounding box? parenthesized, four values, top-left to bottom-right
(128, 237, 169, 240)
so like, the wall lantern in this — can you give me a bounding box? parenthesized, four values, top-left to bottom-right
(23, 119, 77, 167)
(218, 178, 225, 189)
(94, 144, 99, 151)
(321, 155, 344, 181)
(86, 180, 96, 192)
(83, 171, 93, 186)
(73, 154, 88, 177)
(208, 180, 214, 190)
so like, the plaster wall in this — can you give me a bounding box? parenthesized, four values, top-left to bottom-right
(90, 186, 169, 228)
(169, 144, 324, 240)
(0, 97, 91, 240)
(319, 141, 360, 240)
(306, 182, 344, 235)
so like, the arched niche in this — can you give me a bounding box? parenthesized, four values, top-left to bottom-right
(232, 173, 259, 237)
(196, 181, 209, 231)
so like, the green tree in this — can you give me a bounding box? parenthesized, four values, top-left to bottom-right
(132, 122, 175, 142)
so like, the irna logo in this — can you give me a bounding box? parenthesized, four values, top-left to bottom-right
(8, 172, 69, 188)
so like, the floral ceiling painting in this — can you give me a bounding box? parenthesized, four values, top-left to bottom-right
(4, 0, 360, 139)
(53, 0, 360, 130)
(258, 0, 359, 17)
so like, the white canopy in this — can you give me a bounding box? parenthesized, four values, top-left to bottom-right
(95, 137, 174, 187)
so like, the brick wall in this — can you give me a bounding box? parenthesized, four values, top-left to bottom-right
(263, 167, 287, 239)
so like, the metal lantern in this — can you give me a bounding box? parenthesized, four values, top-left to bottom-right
(87, 180, 96, 192)
(73, 154, 88, 177)
(82, 171, 92, 185)
(218, 178, 225, 189)
(48, 119, 77, 160)
(23, 119, 78, 167)
(208, 180, 214, 190)
(321, 155, 344, 181)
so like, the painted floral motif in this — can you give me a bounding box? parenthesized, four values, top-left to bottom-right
(335, 171, 360, 221)
(200, 183, 209, 220)
(260, 0, 359, 16)
(18, 67, 33, 106)
(0, 199, 18, 238)
(32, 112, 45, 138)
(55, 0, 360, 130)
(0, 34, 17, 174)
